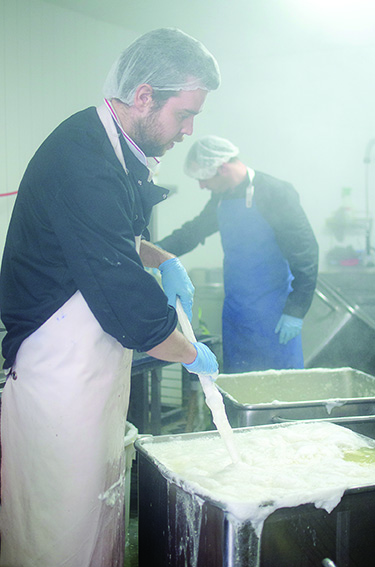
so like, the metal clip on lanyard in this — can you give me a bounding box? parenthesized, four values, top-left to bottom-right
(246, 182, 254, 208)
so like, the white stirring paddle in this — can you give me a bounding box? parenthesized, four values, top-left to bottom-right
(176, 298, 240, 464)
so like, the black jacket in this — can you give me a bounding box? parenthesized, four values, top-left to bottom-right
(0, 107, 177, 368)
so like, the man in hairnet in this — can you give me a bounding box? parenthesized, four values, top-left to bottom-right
(0, 29, 220, 567)
(157, 136, 319, 374)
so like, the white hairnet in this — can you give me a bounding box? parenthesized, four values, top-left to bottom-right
(184, 136, 239, 180)
(103, 28, 220, 105)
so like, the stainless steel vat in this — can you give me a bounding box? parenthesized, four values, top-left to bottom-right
(136, 417, 375, 567)
(216, 367, 375, 427)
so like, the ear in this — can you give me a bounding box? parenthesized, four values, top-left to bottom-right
(218, 162, 230, 175)
(133, 84, 154, 111)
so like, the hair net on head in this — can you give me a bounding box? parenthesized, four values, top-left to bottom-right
(103, 28, 220, 105)
(184, 136, 239, 180)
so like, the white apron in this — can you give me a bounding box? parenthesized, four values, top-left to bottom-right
(0, 105, 139, 567)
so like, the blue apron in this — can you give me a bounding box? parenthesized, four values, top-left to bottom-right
(217, 196, 304, 373)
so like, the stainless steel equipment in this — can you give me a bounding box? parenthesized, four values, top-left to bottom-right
(318, 269, 375, 326)
(216, 367, 375, 427)
(136, 417, 375, 567)
(302, 276, 375, 375)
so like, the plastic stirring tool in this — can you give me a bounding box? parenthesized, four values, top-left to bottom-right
(176, 299, 240, 464)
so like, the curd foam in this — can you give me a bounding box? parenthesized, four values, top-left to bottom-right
(144, 421, 375, 535)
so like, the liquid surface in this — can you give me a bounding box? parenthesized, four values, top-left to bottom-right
(216, 368, 375, 405)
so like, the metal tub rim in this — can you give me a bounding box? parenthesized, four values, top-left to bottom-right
(215, 366, 375, 412)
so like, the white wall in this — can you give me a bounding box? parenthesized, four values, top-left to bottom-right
(154, 5, 375, 271)
(1, 0, 375, 274)
(0, 0, 136, 254)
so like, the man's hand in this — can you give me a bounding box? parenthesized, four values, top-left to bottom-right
(159, 257, 194, 321)
(275, 314, 303, 345)
(182, 342, 219, 379)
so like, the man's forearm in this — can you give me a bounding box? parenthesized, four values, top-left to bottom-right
(146, 327, 196, 364)
(139, 240, 175, 268)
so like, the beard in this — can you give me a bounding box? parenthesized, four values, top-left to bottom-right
(131, 110, 172, 157)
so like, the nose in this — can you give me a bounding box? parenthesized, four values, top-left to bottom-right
(180, 116, 194, 137)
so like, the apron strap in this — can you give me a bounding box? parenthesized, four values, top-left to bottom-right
(97, 103, 141, 253)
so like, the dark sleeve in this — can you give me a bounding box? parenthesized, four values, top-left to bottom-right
(256, 177, 319, 318)
(156, 195, 220, 256)
(45, 138, 177, 352)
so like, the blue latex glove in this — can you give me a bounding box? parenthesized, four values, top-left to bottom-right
(275, 314, 303, 345)
(159, 257, 194, 321)
(182, 342, 219, 379)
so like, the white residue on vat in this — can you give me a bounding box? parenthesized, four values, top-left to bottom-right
(324, 399, 346, 414)
(144, 422, 375, 537)
(166, 483, 204, 566)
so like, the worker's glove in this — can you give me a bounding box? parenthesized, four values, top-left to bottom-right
(182, 342, 219, 380)
(275, 314, 303, 345)
(159, 257, 194, 321)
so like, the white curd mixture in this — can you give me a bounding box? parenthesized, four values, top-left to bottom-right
(144, 421, 375, 535)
